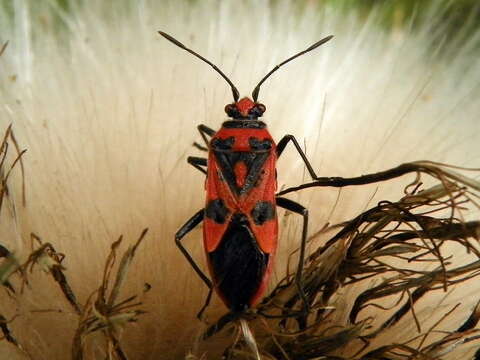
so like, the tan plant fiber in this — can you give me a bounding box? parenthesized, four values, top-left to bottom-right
(0, 1, 479, 359)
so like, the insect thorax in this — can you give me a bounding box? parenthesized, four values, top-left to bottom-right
(209, 125, 276, 196)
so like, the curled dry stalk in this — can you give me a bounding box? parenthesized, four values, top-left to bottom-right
(204, 161, 480, 359)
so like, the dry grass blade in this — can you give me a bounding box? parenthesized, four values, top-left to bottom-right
(0, 314, 33, 358)
(203, 162, 480, 359)
(108, 228, 148, 307)
(0, 125, 26, 214)
(72, 229, 148, 360)
(0, 125, 25, 292)
(20, 233, 82, 314)
(0, 314, 18, 346)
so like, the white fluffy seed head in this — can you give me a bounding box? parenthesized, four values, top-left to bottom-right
(0, 1, 479, 358)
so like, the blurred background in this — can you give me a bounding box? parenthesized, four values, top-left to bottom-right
(0, 0, 479, 359)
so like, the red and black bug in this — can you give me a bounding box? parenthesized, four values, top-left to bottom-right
(160, 31, 333, 316)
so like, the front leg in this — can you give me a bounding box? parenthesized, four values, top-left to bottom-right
(193, 124, 216, 152)
(276, 134, 320, 180)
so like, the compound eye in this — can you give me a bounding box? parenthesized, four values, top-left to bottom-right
(249, 103, 266, 117)
(224, 104, 238, 117)
(256, 103, 266, 114)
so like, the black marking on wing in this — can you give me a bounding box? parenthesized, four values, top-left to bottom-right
(251, 201, 276, 225)
(205, 199, 230, 224)
(211, 137, 235, 150)
(241, 152, 269, 194)
(209, 213, 269, 312)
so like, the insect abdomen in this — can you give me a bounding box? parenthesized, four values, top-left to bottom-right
(208, 213, 269, 312)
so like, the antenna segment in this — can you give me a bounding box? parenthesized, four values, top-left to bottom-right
(159, 31, 241, 102)
(251, 35, 333, 101)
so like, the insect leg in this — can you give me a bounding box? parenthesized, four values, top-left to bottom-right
(277, 134, 319, 179)
(187, 156, 207, 175)
(175, 209, 214, 319)
(197, 288, 213, 320)
(193, 124, 216, 152)
(275, 196, 310, 312)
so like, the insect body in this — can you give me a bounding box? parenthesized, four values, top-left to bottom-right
(161, 31, 333, 315)
(204, 98, 277, 311)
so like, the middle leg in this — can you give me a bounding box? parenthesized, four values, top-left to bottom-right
(276, 134, 320, 180)
(188, 156, 207, 175)
(175, 209, 213, 319)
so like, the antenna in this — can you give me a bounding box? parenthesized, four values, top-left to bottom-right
(158, 31, 240, 102)
(252, 35, 333, 101)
